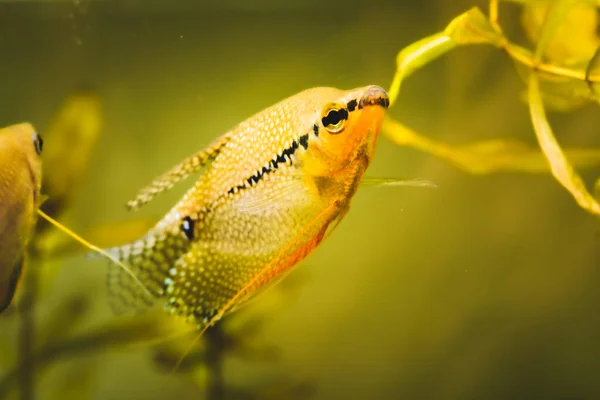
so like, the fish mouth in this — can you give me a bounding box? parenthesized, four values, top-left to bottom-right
(358, 85, 390, 110)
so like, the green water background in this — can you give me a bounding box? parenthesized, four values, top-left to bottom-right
(1, 0, 600, 398)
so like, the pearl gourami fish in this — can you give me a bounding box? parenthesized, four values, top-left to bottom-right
(108, 85, 391, 331)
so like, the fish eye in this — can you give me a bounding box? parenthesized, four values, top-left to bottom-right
(32, 133, 43, 155)
(321, 102, 349, 134)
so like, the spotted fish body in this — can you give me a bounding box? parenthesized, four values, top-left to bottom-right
(109, 85, 389, 327)
(0, 123, 43, 312)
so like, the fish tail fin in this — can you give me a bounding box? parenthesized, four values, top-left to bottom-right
(105, 230, 189, 315)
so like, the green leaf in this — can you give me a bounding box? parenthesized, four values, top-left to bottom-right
(388, 7, 506, 107)
(444, 7, 505, 46)
(47, 360, 97, 400)
(586, 45, 600, 103)
(382, 117, 600, 175)
(527, 73, 600, 215)
(523, 0, 599, 66)
(388, 33, 455, 107)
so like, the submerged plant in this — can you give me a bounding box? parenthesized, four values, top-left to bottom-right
(384, 0, 600, 215)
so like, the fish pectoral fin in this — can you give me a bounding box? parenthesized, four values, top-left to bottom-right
(126, 134, 231, 211)
(321, 203, 350, 243)
(233, 174, 313, 215)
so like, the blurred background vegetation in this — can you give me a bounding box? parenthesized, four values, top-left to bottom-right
(1, 0, 600, 399)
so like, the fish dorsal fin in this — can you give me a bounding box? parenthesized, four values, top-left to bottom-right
(126, 134, 230, 211)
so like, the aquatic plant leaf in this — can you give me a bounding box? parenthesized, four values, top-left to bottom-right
(513, 65, 595, 111)
(528, 73, 600, 215)
(522, 0, 599, 65)
(517, 87, 591, 111)
(522, 0, 600, 214)
(459, 3, 600, 111)
(38, 90, 102, 226)
(518, 1, 600, 109)
(586, 46, 600, 103)
(443, 7, 505, 46)
(389, 7, 505, 107)
(37, 294, 89, 349)
(595, 177, 600, 200)
(388, 33, 455, 107)
(188, 364, 209, 389)
(254, 380, 316, 400)
(0, 313, 177, 398)
(531, 0, 580, 62)
(47, 360, 97, 400)
(386, 2, 600, 217)
(0, 338, 16, 370)
(382, 117, 600, 174)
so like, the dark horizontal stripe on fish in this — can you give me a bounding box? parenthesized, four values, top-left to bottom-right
(226, 132, 311, 195)
(347, 99, 357, 112)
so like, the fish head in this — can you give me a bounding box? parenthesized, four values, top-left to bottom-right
(4, 123, 43, 198)
(301, 85, 389, 175)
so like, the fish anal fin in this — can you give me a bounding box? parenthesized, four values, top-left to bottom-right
(229, 222, 330, 316)
(171, 200, 340, 371)
(223, 200, 338, 319)
(127, 134, 230, 211)
(233, 172, 314, 215)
